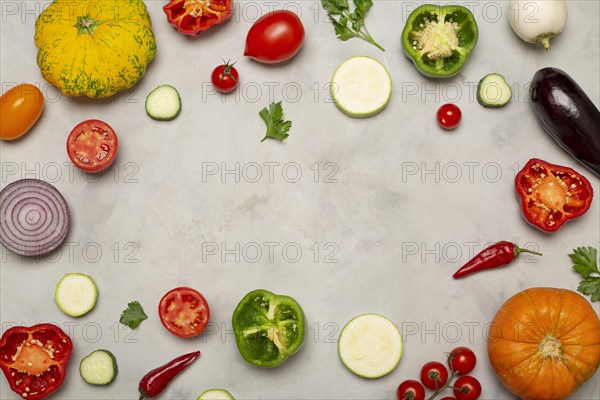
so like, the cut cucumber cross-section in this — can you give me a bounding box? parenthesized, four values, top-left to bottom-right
(79, 349, 118, 385)
(145, 85, 181, 120)
(477, 73, 512, 108)
(55, 273, 98, 317)
(330, 56, 392, 118)
(197, 389, 234, 399)
(338, 314, 403, 378)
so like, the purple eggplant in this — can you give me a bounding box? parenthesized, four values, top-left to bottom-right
(530, 67, 600, 177)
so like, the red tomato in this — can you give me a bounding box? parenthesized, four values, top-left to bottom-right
(0, 83, 44, 141)
(211, 61, 239, 93)
(244, 10, 305, 64)
(448, 347, 477, 375)
(159, 287, 210, 338)
(453, 376, 482, 400)
(163, 0, 232, 36)
(397, 380, 426, 400)
(420, 361, 449, 390)
(437, 103, 462, 129)
(66, 119, 118, 173)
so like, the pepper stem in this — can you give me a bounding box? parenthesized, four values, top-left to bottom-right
(514, 245, 543, 257)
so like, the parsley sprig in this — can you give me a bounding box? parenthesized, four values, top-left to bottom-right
(570, 247, 600, 302)
(321, 0, 385, 51)
(119, 301, 148, 329)
(259, 101, 292, 142)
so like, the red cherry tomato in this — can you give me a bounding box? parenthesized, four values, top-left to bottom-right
(448, 347, 477, 375)
(453, 376, 482, 400)
(420, 361, 449, 390)
(397, 380, 426, 400)
(437, 103, 462, 129)
(244, 10, 304, 64)
(211, 61, 239, 93)
(158, 287, 210, 338)
(66, 119, 118, 172)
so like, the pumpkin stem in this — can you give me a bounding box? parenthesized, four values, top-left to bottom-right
(75, 15, 102, 36)
(539, 335, 562, 359)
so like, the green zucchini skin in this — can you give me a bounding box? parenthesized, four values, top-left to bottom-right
(79, 349, 118, 385)
(477, 73, 512, 108)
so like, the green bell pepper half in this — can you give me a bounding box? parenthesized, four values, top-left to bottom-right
(232, 289, 305, 368)
(401, 4, 478, 78)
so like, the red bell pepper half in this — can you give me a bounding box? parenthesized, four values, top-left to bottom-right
(163, 0, 232, 36)
(515, 158, 593, 232)
(0, 324, 73, 400)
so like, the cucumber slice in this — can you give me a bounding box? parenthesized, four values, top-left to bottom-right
(197, 389, 234, 399)
(145, 85, 181, 120)
(331, 56, 392, 118)
(79, 349, 118, 385)
(338, 314, 403, 378)
(477, 73, 512, 108)
(55, 273, 98, 317)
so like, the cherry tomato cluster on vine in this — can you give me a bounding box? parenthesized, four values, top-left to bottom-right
(396, 347, 481, 400)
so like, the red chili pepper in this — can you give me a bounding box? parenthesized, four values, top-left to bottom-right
(453, 241, 542, 279)
(138, 351, 200, 399)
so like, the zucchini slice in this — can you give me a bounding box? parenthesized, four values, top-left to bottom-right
(338, 314, 403, 378)
(197, 389, 234, 399)
(54, 273, 98, 317)
(331, 56, 392, 118)
(145, 85, 181, 120)
(79, 349, 118, 385)
(477, 73, 512, 108)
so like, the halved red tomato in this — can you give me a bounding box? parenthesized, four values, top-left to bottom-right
(66, 119, 118, 173)
(159, 287, 210, 338)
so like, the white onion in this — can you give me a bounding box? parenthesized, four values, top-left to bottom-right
(508, 0, 568, 51)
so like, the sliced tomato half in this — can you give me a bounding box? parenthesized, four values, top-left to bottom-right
(66, 119, 118, 173)
(159, 287, 210, 338)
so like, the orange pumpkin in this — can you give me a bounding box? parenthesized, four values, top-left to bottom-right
(488, 287, 600, 399)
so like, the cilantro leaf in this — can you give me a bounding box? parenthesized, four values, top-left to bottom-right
(259, 101, 292, 142)
(569, 247, 600, 302)
(119, 301, 148, 329)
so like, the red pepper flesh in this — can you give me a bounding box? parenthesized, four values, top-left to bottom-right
(138, 351, 200, 399)
(453, 241, 542, 279)
(163, 0, 232, 36)
(515, 158, 593, 232)
(0, 324, 73, 400)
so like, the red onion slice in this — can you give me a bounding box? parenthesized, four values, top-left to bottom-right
(0, 179, 71, 256)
